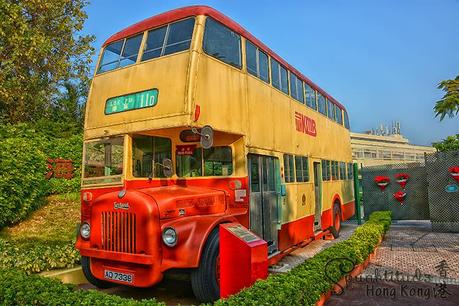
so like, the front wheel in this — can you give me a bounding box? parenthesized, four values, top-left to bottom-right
(191, 228, 220, 302)
(81, 256, 115, 289)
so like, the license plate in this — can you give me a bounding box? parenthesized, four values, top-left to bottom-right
(104, 270, 134, 284)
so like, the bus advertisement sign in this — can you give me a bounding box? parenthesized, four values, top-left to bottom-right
(105, 89, 158, 114)
(295, 112, 317, 137)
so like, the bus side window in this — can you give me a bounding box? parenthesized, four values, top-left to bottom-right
(305, 83, 317, 110)
(344, 111, 350, 129)
(339, 162, 346, 180)
(327, 99, 335, 120)
(322, 160, 330, 181)
(283, 154, 295, 183)
(295, 156, 309, 182)
(318, 93, 327, 116)
(246, 40, 270, 83)
(271, 59, 280, 90)
(335, 105, 343, 125)
(203, 17, 241, 69)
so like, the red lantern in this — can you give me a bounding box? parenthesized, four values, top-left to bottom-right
(449, 166, 459, 183)
(393, 191, 407, 205)
(374, 176, 390, 191)
(395, 173, 410, 189)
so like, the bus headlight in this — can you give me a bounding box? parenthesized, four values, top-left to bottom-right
(162, 227, 178, 247)
(80, 222, 91, 240)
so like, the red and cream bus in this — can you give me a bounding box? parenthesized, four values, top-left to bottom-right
(76, 6, 354, 302)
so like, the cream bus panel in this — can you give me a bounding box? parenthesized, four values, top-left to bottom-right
(85, 53, 191, 138)
(193, 56, 247, 136)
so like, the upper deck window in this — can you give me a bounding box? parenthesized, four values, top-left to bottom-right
(289, 72, 304, 103)
(98, 34, 143, 74)
(335, 104, 343, 125)
(317, 93, 326, 115)
(327, 99, 335, 120)
(271, 59, 289, 94)
(344, 111, 350, 129)
(246, 40, 269, 83)
(305, 83, 317, 110)
(142, 18, 195, 62)
(203, 18, 241, 68)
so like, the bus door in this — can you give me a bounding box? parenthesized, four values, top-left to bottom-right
(248, 154, 279, 255)
(312, 161, 323, 232)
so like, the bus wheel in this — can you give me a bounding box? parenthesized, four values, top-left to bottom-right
(81, 256, 115, 289)
(330, 203, 342, 239)
(191, 228, 220, 302)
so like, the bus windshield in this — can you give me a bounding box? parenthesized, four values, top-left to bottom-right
(83, 137, 124, 185)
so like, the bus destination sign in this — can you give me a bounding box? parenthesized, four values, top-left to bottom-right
(105, 89, 158, 114)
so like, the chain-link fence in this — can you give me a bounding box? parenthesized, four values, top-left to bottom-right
(361, 162, 429, 220)
(426, 150, 459, 232)
(360, 150, 459, 232)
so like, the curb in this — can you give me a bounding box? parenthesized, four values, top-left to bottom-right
(41, 266, 88, 285)
(316, 237, 383, 306)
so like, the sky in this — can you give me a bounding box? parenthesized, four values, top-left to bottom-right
(82, 0, 459, 146)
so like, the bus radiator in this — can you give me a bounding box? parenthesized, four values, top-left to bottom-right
(101, 211, 137, 254)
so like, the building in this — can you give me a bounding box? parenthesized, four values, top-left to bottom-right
(351, 123, 436, 167)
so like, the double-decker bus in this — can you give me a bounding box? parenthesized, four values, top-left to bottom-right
(76, 6, 354, 302)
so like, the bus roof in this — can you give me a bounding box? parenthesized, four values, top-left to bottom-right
(103, 5, 347, 112)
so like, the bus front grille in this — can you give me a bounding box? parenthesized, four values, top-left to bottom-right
(101, 211, 136, 253)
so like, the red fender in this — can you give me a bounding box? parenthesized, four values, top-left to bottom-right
(160, 214, 239, 271)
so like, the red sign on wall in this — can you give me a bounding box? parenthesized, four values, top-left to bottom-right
(295, 112, 317, 137)
(46, 158, 74, 179)
(176, 144, 196, 156)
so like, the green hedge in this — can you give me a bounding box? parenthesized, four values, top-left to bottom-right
(0, 268, 164, 306)
(215, 211, 392, 306)
(0, 124, 82, 228)
(0, 238, 80, 274)
(0, 129, 48, 228)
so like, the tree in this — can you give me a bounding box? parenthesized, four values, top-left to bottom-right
(434, 76, 459, 120)
(0, 0, 95, 124)
(433, 134, 459, 152)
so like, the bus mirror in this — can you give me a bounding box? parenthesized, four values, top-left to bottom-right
(192, 125, 214, 149)
(280, 184, 287, 196)
(162, 158, 173, 178)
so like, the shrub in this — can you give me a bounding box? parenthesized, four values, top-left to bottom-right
(215, 211, 391, 306)
(0, 132, 48, 228)
(0, 238, 80, 274)
(0, 268, 164, 305)
(0, 124, 83, 229)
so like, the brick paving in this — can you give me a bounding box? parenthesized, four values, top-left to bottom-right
(327, 222, 459, 305)
(363, 223, 459, 285)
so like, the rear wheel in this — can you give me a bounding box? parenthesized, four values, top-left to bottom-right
(191, 228, 220, 302)
(81, 256, 115, 289)
(330, 203, 342, 239)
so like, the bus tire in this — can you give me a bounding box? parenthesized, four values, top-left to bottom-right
(191, 228, 220, 302)
(81, 256, 115, 289)
(330, 202, 342, 239)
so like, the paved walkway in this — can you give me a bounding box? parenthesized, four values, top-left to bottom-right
(327, 222, 459, 305)
(270, 223, 357, 273)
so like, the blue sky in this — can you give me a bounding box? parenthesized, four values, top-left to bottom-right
(83, 0, 459, 145)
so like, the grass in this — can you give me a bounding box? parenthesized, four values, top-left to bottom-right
(0, 193, 80, 242)
(0, 193, 81, 273)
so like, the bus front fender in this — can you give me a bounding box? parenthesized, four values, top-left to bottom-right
(159, 214, 238, 271)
